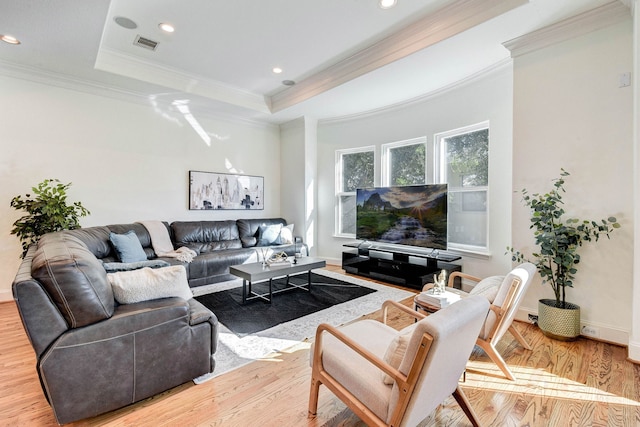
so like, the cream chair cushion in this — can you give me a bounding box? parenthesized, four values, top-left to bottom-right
(469, 275, 503, 301)
(489, 264, 536, 343)
(391, 296, 489, 426)
(381, 332, 411, 384)
(319, 319, 397, 421)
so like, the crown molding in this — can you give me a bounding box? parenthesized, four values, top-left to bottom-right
(318, 58, 512, 125)
(503, 1, 631, 58)
(618, 0, 634, 14)
(95, 48, 271, 114)
(269, 0, 528, 113)
(0, 59, 146, 104)
(0, 60, 277, 130)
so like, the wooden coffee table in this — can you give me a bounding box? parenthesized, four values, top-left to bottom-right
(229, 257, 326, 304)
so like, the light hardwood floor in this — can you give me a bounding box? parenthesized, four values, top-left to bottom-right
(2, 267, 639, 426)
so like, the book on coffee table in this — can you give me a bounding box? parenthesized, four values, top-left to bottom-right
(268, 260, 292, 268)
(417, 289, 461, 308)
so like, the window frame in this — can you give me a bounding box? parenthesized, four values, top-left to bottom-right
(381, 137, 428, 186)
(434, 121, 490, 253)
(335, 146, 376, 237)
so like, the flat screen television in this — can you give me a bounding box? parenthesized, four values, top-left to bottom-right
(356, 184, 448, 250)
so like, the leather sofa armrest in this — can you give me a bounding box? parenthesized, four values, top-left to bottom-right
(188, 299, 219, 354)
(188, 299, 217, 326)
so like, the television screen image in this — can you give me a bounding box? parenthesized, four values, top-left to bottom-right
(356, 184, 448, 250)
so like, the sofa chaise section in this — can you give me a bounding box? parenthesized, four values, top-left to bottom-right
(12, 231, 218, 424)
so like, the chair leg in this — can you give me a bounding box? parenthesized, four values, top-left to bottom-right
(308, 376, 321, 417)
(452, 386, 481, 427)
(509, 324, 532, 350)
(476, 339, 516, 381)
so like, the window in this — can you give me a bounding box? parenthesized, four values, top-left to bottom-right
(381, 137, 427, 186)
(335, 147, 375, 236)
(335, 124, 489, 253)
(435, 122, 489, 251)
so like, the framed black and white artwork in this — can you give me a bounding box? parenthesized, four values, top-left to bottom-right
(189, 170, 264, 210)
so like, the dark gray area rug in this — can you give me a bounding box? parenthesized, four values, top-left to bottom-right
(195, 272, 376, 336)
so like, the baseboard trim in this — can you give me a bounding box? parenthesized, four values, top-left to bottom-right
(517, 306, 628, 347)
(627, 340, 640, 363)
(0, 290, 13, 303)
(325, 257, 341, 267)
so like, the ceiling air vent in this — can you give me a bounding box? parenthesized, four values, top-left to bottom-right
(134, 35, 158, 51)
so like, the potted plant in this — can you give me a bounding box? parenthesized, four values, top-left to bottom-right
(10, 178, 90, 258)
(508, 169, 620, 340)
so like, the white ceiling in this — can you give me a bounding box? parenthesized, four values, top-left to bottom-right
(0, 0, 617, 124)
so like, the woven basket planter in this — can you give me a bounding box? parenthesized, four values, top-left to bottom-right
(538, 299, 581, 341)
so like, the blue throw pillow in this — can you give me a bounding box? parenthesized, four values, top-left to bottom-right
(109, 230, 148, 263)
(257, 224, 283, 246)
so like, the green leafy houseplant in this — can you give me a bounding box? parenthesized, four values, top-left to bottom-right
(508, 169, 620, 308)
(10, 179, 90, 257)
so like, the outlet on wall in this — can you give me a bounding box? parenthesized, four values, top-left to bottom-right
(581, 325, 599, 338)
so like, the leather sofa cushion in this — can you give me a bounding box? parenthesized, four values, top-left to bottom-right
(31, 232, 115, 328)
(64, 226, 112, 258)
(237, 218, 287, 248)
(171, 221, 242, 253)
(187, 248, 255, 278)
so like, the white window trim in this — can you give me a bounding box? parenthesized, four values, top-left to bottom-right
(434, 121, 489, 184)
(434, 121, 490, 254)
(381, 136, 427, 186)
(335, 146, 375, 238)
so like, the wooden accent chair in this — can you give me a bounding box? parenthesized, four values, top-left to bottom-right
(426, 262, 537, 381)
(308, 295, 490, 427)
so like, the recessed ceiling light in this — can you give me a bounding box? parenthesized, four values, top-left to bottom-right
(1, 34, 21, 45)
(114, 16, 137, 29)
(379, 0, 397, 9)
(159, 23, 175, 33)
(282, 80, 296, 86)
(272, 67, 283, 74)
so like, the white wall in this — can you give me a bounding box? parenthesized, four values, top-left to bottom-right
(512, 19, 634, 343)
(280, 117, 319, 256)
(280, 118, 308, 249)
(0, 75, 281, 301)
(315, 64, 514, 279)
(631, 0, 640, 363)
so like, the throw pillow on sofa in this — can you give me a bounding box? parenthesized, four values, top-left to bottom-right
(109, 230, 148, 263)
(278, 223, 294, 244)
(257, 224, 283, 246)
(107, 265, 193, 304)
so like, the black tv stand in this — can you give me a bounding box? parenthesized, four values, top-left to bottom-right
(342, 243, 461, 290)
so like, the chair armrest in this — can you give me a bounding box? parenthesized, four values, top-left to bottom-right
(313, 323, 408, 385)
(447, 271, 482, 287)
(382, 300, 426, 324)
(421, 271, 482, 292)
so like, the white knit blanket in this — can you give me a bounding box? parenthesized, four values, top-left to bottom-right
(138, 220, 197, 263)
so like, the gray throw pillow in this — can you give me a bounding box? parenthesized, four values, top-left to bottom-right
(109, 230, 148, 263)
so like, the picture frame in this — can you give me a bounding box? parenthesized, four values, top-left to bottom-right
(189, 170, 264, 210)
